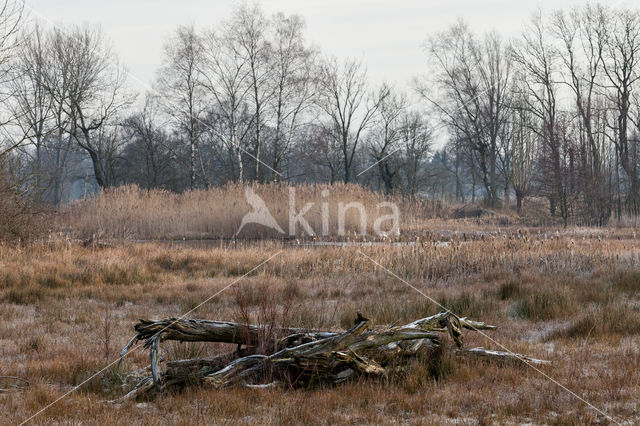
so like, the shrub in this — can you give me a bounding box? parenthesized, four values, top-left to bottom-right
(0, 157, 48, 241)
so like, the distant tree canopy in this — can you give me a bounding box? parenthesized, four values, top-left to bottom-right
(1, 3, 640, 226)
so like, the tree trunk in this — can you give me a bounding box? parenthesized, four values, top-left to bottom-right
(190, 119, 196, 190)
(254, 93, 262, 182)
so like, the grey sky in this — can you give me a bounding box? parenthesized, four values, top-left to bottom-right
(27, 0, 589, 92)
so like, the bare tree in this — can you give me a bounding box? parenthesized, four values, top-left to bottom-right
(201, 24, 253, 182)
(44, 25, 132, 189)
(0, 0, 22, 98)
(8, 23, 55, 199)
(318, 58, 388, 183)
(39, 24, 75, 204)
(0, 0, 23, 159)
(121, 95, 175, 189)
(553, 5, 610, 223)
(302, 122, 342, 183)
(398, 110, 433, 196)
(268, 12, 317, 181)
(554, 5, 606, 166)
(368, 88, 406, 193)
(512, 13, 563, 216)
(507, 86, 537, 213)
(601, 7, 640, 214)
(157, 24, 206, 189)
(422, 23, 512, 207)
(229, 5, 272, 181)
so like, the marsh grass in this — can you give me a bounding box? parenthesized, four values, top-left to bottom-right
(511, 289, 577, 321)
(60, 183, 449, 240)
(1, 227, 640, 424)
(550, 304, 640, 340)
(611, 270, 640, 295)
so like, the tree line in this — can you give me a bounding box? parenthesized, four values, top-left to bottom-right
(1, 2, 639, 225)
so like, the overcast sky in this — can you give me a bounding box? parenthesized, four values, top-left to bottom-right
(26, 0, 600, 93)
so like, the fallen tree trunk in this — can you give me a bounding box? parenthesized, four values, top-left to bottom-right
(126, 318, 337, 349)
(114, 311, 546, 402)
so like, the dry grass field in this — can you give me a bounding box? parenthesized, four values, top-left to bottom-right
(1, 186, 640, 425)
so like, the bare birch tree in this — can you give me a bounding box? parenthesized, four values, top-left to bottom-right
(157, 24, 206, 189)
(201, 24, 252, 183)
(268, 13, 317, 181)
(229, 5, 272, 182)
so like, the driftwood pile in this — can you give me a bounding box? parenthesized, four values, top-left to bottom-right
(115, 312, 548, 401)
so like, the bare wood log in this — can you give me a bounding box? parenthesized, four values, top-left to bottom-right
(120, 317, 450, 393)
(122, 312, 491, 360)
(110, 377, 155, 404)
(201, 320, 373, 387)
(124, 318, 336, 354)
(164, 352, 240, 382)
(202, 355, 269, 388)
(457, 347, 551, 366)
(114, 312, 548, 401)
(402, 312, 496, 347)
(121, 318, 339, 384)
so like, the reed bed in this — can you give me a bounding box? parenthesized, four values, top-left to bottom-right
(57, 183, 451, 240)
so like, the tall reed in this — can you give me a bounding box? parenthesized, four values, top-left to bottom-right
(59, 183, 449, 240)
